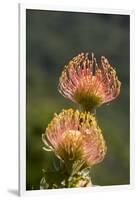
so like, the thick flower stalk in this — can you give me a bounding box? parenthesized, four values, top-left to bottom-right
(58, 53, 121, 111)
(42, 109, 107, 173)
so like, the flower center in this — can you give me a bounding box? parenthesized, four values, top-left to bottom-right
(56, 130, 84, 163)
(74, 90, 102, 112)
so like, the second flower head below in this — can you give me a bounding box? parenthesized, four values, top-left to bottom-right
(42, 108, 107, 171)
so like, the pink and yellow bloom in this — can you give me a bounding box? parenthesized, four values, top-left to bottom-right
(42, 109, 107, 168)
(58, 53, 121, 111)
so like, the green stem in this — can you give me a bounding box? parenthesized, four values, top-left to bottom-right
(79, 104, 96, 114)
(65, 177, 68, 188)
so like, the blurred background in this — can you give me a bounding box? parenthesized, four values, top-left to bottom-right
(26, 9, 130, 190)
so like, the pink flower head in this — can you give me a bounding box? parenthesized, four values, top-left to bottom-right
(42, 109, 107, 167)
(58, 53, 121, 111)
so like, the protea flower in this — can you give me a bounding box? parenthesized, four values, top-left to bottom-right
(58, 53, 121, 111)
(42, 109, 107, 172)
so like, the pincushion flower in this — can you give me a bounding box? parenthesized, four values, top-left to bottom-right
(58, 53, 121, 111)
(42, 109, 107, 170)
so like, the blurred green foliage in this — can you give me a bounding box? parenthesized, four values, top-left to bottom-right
(26, 9, 130, 190)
